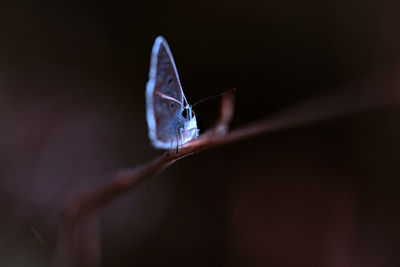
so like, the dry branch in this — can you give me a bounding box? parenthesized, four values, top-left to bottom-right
(53, 76, 399, 267)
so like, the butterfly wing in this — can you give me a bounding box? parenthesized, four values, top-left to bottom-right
(146, 36, 185, 148)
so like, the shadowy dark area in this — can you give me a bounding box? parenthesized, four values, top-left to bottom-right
(0, 0, 399, 266)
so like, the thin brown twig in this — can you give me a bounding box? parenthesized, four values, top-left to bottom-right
(52, 95, 235, 267)
(56, 95, 234, 224)
(53, 78, 399, 266)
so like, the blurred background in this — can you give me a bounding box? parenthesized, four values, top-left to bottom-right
(0, 0, 399, 266)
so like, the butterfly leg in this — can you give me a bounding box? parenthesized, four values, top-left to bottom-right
(175, 128, 180, 153)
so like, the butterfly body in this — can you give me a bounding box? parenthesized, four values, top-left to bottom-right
(146, 36, 199, 149)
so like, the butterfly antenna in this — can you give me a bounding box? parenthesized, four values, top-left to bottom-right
(155, 91, 184, 107)
(192, 88, 236, 107)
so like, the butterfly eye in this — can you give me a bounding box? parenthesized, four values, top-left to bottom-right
(181, 109, 189, 119)
(170, 103, 175, 109)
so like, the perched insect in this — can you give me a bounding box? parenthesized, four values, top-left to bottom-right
(145, 36, 199, 150)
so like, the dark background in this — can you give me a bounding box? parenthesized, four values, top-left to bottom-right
(0, 0, 400, 266)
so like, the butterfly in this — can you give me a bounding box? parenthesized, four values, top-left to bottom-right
(146, 36, 199, 149)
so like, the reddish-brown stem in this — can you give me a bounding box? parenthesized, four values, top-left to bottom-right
(53, 78, 399, 267)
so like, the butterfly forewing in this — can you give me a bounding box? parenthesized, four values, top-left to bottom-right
(146, 36, 185, 146)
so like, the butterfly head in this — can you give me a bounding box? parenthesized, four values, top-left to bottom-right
(181, 102, 195, 120)
(181, 105, 199, 141)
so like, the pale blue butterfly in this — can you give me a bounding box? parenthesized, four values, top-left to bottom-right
(146, 36, 199, 149)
